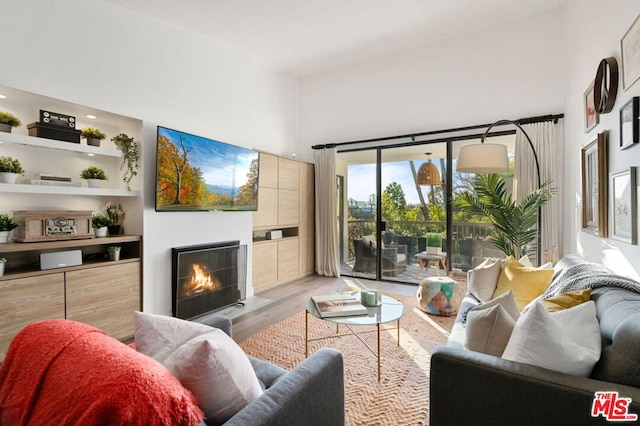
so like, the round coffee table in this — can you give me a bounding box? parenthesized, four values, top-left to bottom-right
(306, 292, 404, 381)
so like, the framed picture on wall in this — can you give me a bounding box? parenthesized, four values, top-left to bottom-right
(620, 97, 639, 150)
(584, 81, 599, 133)
(610, 167, 637, 244)
(581, 131, 608, 237)
(621, 13, 640, 90)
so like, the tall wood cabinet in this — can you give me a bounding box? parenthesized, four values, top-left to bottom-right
(253, 153, 315, 292)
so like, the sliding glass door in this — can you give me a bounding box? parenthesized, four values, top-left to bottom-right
(337, 133, 515, 284)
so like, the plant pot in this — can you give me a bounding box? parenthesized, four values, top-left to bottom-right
(0, 172, 19, 184)
(95, 227, 108, 238)
(0, 262, 4, 276)
(108, 225, 121, 236)
(108, 250, 120, 261)
(0, 123, 11, 133)
(86, 178, 102, 188)
(0, 231, 9, 244)
(87, 137, 101, 147)
(426, 246, 441, 255)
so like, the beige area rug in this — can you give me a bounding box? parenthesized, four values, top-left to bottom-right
(240, 293, 457, 425)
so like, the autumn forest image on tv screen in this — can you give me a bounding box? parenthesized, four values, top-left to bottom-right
(155, 126, 260, 211)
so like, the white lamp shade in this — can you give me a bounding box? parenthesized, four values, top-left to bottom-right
(457, 143, 508, 173)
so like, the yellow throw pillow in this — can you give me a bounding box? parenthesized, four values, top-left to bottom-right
(492, 256, 554, 311)
(542, 288, 591, 312)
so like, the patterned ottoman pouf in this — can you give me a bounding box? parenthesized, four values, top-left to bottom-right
(416, 276, 464, 316)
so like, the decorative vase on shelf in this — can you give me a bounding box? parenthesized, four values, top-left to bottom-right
(86, 178, 101, 188)
(0, 172, 19, 184)
(87, 137, 101, 147)
(0, 231, 9, 244)
(0, 123, 11, 133)
(107, 225, 121, 236)
(108, 249, 121, 261)
(95, 227, 108, 238)
(0, 262, 4, 276)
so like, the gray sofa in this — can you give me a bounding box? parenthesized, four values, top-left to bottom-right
(430, 254, 640, 426)
(195, 314, 345, 426)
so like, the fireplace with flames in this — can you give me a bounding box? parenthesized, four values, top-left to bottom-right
(172, 241, 247, 320)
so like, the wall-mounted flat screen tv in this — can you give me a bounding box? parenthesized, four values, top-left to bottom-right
(155, 126, 260, 212)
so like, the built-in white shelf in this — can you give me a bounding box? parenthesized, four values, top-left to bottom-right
(0, 131, 122, 158)
(0, 183, 138, 197)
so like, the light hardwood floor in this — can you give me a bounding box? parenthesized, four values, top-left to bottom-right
(227, 274, 418, 342)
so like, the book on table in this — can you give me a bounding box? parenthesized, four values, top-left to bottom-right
(311, 293, 368, 318)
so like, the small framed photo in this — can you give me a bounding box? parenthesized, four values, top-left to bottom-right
(610, 167, 637, 244)
(620, 97, 639, 150)
(621, 13, 640, 90)
(584, 81, 599, 133)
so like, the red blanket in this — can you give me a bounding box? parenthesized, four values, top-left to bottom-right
(0, 319, 204, 425)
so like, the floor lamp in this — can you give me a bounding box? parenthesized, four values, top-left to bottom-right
(457, 119, 542, 265)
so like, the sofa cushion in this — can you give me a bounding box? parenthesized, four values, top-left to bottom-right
(463, 290, 519, 356)
(0, 319, 203, 426)
(493, 256, 554, 311)
(467, 258, 502, 302)
(502, 301, 601, 377)
(590, 286, 640, 387)
(541, 288, 591, 312)
(134, 312, 263, 424)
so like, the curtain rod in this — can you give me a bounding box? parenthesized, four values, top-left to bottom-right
(311, 113, 564, 150)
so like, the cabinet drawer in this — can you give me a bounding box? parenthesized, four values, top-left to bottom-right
(66, 262, 140, 340)
(0, 274, 65, 362)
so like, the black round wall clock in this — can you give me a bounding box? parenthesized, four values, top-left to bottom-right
(594, 57, 619, 114)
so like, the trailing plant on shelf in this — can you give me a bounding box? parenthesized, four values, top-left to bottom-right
(111, 133, 139, 191)
(80, 166, 108, 180)
(0, 156, 25, 174)
(0, 111, 21, 128)
(91, 214, 111, 229)
(0, 258, 6, 263)
(0, 214, 19, 232)
(81, 126, 106, 140)
(107, 246, 121, 252)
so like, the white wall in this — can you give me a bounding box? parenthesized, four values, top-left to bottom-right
(0, 0, 298, 314)
(298, 10, 564, 152)
(562, 0, 640, 279)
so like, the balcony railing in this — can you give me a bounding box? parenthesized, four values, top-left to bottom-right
(346, 219, 498, 271)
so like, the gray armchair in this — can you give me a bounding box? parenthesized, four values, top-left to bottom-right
(352, 236, 407, 276)
(195, 314, 346, 426)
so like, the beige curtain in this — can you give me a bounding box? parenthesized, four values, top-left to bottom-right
(313, 147, 340, 276)
(514, 121, 561, 263)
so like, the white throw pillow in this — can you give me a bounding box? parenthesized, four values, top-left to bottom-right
(464, 290, 520, 356)
(502, 301, 601, 377)
(519, 254, 553, 270)
(467, 258, 503, 302)
(134, 312, 263, 423)
(465, 304, 517, 357)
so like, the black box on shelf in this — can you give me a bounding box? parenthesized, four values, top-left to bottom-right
(27, 122, 81, 143)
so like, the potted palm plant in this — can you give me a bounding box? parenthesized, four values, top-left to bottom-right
(81, 126, 106, 147)
(80, 166, 108, 188)
(0, 111, 21, 133)
(0, 214, 19, 243)
(455, 173, 555, 259)
(111, 133, 139, 191)
(91, 213, 111, 238)
(0, 156, 25, 184)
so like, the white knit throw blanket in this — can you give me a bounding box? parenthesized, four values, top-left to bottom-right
(549, 263, 640, 294)
(525, 263, 640, 311)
